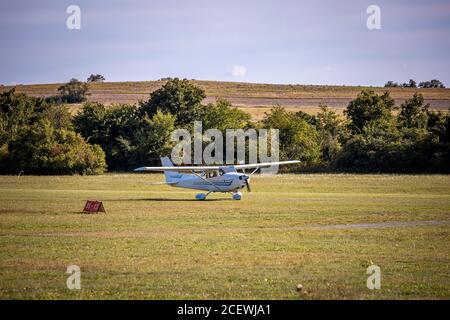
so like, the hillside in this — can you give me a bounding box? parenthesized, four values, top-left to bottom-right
(2, 80, 450, 119)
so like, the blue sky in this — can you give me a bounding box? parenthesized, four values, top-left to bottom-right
(1, 0, 449, 86)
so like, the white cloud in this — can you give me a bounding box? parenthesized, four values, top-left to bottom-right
(231, 65, 247, 77)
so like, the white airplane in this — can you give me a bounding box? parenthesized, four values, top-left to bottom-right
(134, 157, 300, 200)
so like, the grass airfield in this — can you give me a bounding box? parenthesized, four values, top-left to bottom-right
(0, 174, 449, 299)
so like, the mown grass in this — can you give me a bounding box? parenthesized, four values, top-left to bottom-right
(0, 174, 449, 299)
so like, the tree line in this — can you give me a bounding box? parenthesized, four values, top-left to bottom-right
(385, 79, 445, 88)
(1, 78, 449, 174)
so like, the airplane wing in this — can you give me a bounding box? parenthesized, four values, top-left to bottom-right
(134, 160, 300, 172)
(233, 160, 300, 169)
(134, 166, 220, 172)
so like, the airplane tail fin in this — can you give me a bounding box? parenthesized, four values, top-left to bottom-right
(161, 157, 180, 183)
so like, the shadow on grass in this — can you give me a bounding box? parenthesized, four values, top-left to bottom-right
(117, 198, 233, 202)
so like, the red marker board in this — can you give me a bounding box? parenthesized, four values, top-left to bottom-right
(83, 200, 106, 214)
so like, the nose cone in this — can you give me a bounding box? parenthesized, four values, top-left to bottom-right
(240, 174, 250, 180)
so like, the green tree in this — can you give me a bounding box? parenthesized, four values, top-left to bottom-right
(87, 74, 105, 83)
(73, 103, 141, 169)
(408, 79, 417, 88)
(73, 102, 109, 146)
(262, 107, 321, 166)
(105, 104, 141, 168)
(0, 88, 46, 144)
(398, 93, 429, 129)
(295, 110, 319, 126)
(345, 90, 395, 133)
(419, 79, 445, 88)
(140, 78, 206, 126)
(123, 110, 176, 166)
(424, 109, 450, 171)
(315, 105, 348, 163)
(429, 79, 445, 88)
(384, 81, 399, 87)
(199, 99, 251, 130)
(333, 120, 405, 172)
(43, 105, 74, 130)
(57, 78, 89, 103)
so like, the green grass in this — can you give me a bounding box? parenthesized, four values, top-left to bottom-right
(0, 174, 449, 299)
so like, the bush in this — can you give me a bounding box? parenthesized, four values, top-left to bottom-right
(7, 119, 106, 174)
(0, 89, 105, 175)
(56, 78, 89, 103)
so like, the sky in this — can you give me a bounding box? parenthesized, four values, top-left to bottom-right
(0, 0, 449, 86)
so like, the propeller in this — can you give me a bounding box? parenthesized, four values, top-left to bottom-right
(245, 179, 252, 192)
(241, 175, 251, 192)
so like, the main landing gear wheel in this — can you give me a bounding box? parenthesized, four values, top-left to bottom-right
(232, 192, 242, 200)
(195, 192, 211, 200)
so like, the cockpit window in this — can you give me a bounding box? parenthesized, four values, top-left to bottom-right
(206, 170, 222, 178)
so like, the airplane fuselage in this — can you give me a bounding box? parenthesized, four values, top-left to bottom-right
(169, 172, 248, 193)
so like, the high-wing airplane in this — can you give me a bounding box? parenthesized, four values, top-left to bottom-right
(134, 157, 300, 200)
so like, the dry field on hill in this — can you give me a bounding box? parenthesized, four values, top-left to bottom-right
(2, 81, 449, 120)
